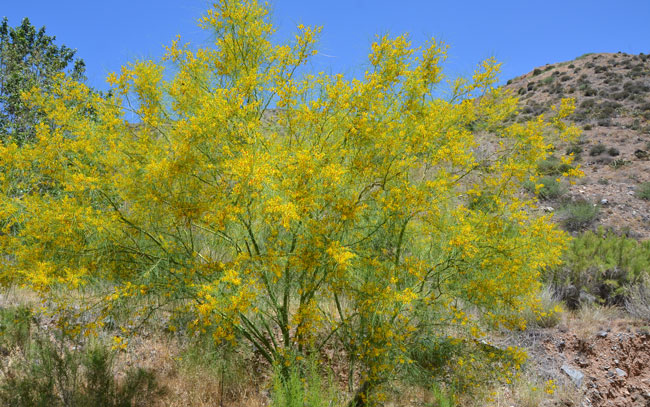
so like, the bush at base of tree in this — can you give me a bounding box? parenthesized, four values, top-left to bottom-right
(0, 306, 166, 407)
(547, 229, 650, 308)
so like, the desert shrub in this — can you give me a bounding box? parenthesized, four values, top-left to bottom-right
(521, 286, 563, 329)
(636, 182, 650, 200)
(589, 143, 607, 156)
(536, 156, 574, 175)
(583, 124, 592, 130)
(547, 229, 650, 307)
(0, 325, 165, 407)
(565, 144, 583, 157)
(607, 147, 619, 156)
(542, 76, 554, 86)
(579, 99, 596, 110)
(560, 200, 598, 231)
(0, 0, 580, 402)
(0, 305, 32, 351)
(270, 356, 339, 407)
(609, 158, 626, 169)
(597, 100, 622, 118)
(177, 333, 256, 401)
(533, 68, 542, 76)
(524, 176, 566, 201)
(626, 277, 650, 321)
(623, 80, 650, 94)
(404, 332, 527, 400)
(584, 88, 598, 97)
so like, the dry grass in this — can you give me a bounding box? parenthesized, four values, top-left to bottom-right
(565, 304, 624, 339)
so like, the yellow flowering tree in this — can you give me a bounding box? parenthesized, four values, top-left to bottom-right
(0, 0, 580, 402)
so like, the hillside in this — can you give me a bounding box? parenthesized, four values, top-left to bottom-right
(504, 52, 650, 239)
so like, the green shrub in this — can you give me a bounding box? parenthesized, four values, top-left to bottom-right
(560, 200, 598, 232)
(270, 356, 339, 407)
(566, 144, 583, 157)
(562, 201, 598, 231)
(636, 182, 650, 200)
(547, 229, 650, 307)
(589, 143, 606, 156)
(610, 158, 626, 169)
(0, 327, 165, 407)
(0, 305, 32, 350)
(521, 286, 563, 329)
(536, 156, 574, 175)
(541, 76, 554, 86)
(524, 176, 566, 201)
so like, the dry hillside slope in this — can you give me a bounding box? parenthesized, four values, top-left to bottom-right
(504, 52, 650, 239)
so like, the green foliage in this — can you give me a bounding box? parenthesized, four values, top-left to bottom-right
(270, 356, 340, 407)
(429, 383, 456, 407)
(547, 229, 650, 307)
(0, 312, 165, 407)
(565, 144, 583, 157)
(524, 176, 566, 200)
(0, 17, 86, 144)
(636, 182, 650, 200)
(0, 305, 32, 350)
(536, 156, 574, 175)
(177, 333, 253, 399)
(609, 158, 626, 169)
(560, 200, 598, 231)
(589, 143, 606, 156)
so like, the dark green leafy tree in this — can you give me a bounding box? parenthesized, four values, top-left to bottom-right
(0, 17, 86, 144)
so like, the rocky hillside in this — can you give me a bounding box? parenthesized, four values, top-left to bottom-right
(503, 52, 650, 239)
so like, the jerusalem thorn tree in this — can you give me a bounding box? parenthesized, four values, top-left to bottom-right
(0, 0, 580, 403)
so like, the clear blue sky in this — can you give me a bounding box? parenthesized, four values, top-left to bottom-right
(3, 0, 650, 92)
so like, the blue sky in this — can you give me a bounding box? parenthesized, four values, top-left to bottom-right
(3, 0, 650, 92)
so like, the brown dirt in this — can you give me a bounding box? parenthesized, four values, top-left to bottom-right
(522, 320, 650, 407)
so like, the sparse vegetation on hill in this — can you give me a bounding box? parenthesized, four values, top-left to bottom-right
(505, 51, 650, 239)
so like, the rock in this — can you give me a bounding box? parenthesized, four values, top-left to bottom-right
(542, 206, 554, 212)
(562, 364, 585, 388)
(576, 356, 590, 368)
(600, 198, 609, 205)
(615, 368, 627, 378)
(597, 330, 608, 338)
